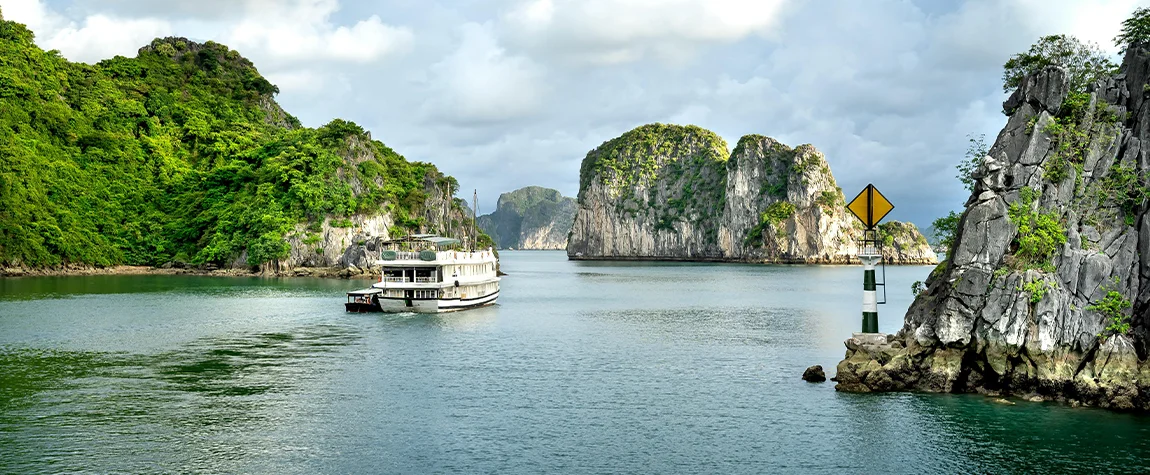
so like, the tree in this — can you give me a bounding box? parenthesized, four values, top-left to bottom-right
(1002, 34, 1115, 93)
(1115, 7, 1150, 51)
(930, 211, 961, 252)
(957, 134, 987, 192)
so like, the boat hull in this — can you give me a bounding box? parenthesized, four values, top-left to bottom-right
(344, 301, 381, 313)
(347, 291, 499, 314)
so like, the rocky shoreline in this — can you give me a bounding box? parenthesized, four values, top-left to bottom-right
(0, 264, 382, 280)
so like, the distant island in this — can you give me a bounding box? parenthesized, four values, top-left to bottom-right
(477, 186, 575, 250)
(567, 124, 937, 264)
(0, 11, 490, 277)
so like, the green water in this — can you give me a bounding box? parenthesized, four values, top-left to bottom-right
(1, 251, 1147, 473)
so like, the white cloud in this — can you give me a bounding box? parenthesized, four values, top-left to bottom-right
(423, 22, 546, 124)
(224, 0, 413, 65)
(0, 0, 171, 62)
(502, 0, 790, 64)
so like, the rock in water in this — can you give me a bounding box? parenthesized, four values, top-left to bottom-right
(567, 124, 936, 264)
(803, 365, 827, 382)
(835, 57, 1150, 412)
(477, 186, 576, 250)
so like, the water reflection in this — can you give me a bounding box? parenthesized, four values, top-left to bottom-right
(0, 324, 360, 474)
(0, 274, 366, 301)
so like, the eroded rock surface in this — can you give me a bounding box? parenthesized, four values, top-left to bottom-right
(567, 124, 937, 264)
(478, 186, 576, 250)
(836, 56, 1150, 411)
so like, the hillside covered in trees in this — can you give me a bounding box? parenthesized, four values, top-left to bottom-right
(0, 10, 480, 270)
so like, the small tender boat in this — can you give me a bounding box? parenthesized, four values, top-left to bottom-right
(345, 234, 500, 313)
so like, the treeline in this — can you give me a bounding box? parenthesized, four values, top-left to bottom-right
(0, 17, 454, 268)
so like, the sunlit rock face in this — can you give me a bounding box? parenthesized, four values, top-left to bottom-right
(836, 53, 1150, 411)
(567, 124, 936, 264)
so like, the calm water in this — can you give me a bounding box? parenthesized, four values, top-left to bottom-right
(1, 251, 1147, 474)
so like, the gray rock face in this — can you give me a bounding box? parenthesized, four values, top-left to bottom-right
(567, 125, 937, 264)
(837, 53, 1150, 411)
(477, 186, 576, 250)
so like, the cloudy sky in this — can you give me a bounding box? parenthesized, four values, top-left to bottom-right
(2, 0, 1146, 225)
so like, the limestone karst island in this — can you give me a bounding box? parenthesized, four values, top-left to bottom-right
(1, 2, 1148, 473)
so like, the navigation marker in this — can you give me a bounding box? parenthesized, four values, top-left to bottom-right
(846, 184, 894, 334)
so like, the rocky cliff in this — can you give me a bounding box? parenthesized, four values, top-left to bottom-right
(477, 186, 576, 250)
(835, 55, 1150, 410)
(567, 124, 937, 264)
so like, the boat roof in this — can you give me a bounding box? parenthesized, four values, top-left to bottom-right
(386, 234, 460, 246)
(347, 288, 383, 295)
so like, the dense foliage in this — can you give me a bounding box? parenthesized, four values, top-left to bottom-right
(1007, 187, 1066, 271)
(744, 201, 794, 246)
(0, 20, 460, 268)
(1115, 7, 1150, 51)
(929, 211, 960, 252)
(1001, 34, 1115, 94)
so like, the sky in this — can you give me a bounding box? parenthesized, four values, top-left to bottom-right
(2, 0, 1147, 225)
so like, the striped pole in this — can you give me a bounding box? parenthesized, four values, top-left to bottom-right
(860, 252, 881, 333)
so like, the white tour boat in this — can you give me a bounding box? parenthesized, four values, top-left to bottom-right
(345, 234, 500, 313)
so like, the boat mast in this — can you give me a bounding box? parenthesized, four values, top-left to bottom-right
(472, 189, 478, 250)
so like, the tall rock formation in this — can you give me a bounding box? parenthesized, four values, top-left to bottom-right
(567, 124, 936, 264)
(835, 53, 1150, 410)
(477, 186, 576, 250)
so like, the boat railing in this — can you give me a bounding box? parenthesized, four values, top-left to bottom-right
(383, 276, 438, 283)
(395, 251, 421, 260)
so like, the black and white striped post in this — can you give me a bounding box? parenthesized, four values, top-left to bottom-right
(860, 232, 881, 333)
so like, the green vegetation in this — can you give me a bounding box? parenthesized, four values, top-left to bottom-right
(1090, 278, 1133, 339)
(1006, 187, 1066, 271)
(577, 123, 728, 199)
(0, 20, 464, 268)
(875, 221, 928, 249)
(816, 189, 843, 215)
(1020, 278, 1053, 304)
(577, 124, 729, 240)
(745, 201, 794, 246)
(1040, 91, 1119, 186)
(957, 134, 988, 192)
(1096, 164, 1150, 226)
(1115, 7, 1150, 51)
(1002, 34, 1115, 94)
(911, 280, 925, 297)
(930, 211, 961, 252)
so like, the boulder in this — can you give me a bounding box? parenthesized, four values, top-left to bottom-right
(802, 365, 827, 382)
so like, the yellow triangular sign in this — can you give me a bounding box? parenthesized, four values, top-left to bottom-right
(847, 184, 894, 229)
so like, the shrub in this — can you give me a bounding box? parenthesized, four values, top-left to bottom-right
(745, 201, 795, 246)
(1007, 187, 1066, 270)
(1090, 278, 1133, 339)
(911, 280, 925, 297)
(1021, 279, 1052, 304)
